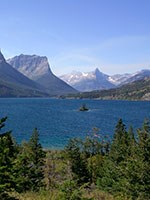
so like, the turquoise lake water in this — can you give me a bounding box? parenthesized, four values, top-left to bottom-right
(0, 98, 149, 149)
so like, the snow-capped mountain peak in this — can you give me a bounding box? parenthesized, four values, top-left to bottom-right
(60, 68, 150, 92)
(60, 68, 115, 91)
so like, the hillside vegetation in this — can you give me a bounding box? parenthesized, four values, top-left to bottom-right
(0, 80, 49, 97)
(0, 117, 150, 199)
(60, 77, 150, 101)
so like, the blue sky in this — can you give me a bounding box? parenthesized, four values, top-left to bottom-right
(0, 0, 150, 75)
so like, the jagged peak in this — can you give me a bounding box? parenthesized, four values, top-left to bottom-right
(94, 68, 109, 79)
(0, 49, 6, 62)
(9, 54, 48, 62)
(94, 68, 100, 73)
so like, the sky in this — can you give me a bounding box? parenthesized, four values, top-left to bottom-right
(0, 0, 150, 75)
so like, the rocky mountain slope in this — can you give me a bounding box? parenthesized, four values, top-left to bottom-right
(0, 51, 48, 97)
(60, 68, 150, 92)
(108, 73, 132, 85)
(118, 69, 150, 85)
(7, 54, 77, 95)
(60, 68, 115, 91)
(7, 54, 52, 80)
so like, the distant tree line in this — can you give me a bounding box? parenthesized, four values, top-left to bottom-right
(60, 77, 150, 101)
(0, 117, 149, 199)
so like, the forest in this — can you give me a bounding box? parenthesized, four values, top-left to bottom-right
(0, 117, 149, 200)
(60, 77, 150, 101)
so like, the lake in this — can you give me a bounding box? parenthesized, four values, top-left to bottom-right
(0, 98, 149, 149)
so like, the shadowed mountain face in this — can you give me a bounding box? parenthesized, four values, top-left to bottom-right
(0, 52, 44, 91)
(8, 54, 77, 95)
(0, 51, 49, 97)
(0, 51, 5, 62)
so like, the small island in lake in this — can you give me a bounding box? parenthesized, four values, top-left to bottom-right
(79, 104, 89, 111)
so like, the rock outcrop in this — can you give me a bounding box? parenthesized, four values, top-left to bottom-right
(8, 54, 77, 95)
(0, 51, 48, 97)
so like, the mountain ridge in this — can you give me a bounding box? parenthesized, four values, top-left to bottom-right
(60, 68, 150, 91)
(2, 50, 150, 97)
(0, 52, 46, 91)
(7, 54, 52, 80)
(7, 54, 77, 95)
(60, 77, 150, 101)
(60, 68, 115, 91)
(0, 51, 50, 97)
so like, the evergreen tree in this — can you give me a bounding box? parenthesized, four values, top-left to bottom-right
(97, 120, 137, 196)
(116, 121, 150, 199)
(97, 119, 150, 199)
(82, 132, 110, 184)
(13, 142, 33, 192)
(137, 119, 150, 162)
(0, 117, 18, 198)
(13, 128, 46, 192)
(109, 119, 131, 164)
(28, 128, 46, 190)
(65, 138, 90, 184)
(135, 120, 150, 199)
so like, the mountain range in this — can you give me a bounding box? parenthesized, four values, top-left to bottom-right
(0, 50, 149, 98)
(60, 68, 150, 92)
(7, 54, 77, 95)
(0, 51, 49, 97)
(60, 68, 115, 91)
(60, 77, 150, 101)
(0, 51, 76, 97)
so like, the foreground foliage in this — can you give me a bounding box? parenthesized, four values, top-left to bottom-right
(0, 117, 149, 199)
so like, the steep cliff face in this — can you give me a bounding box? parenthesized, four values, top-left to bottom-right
(8, 54, 77, 95)
(8, 54, 52, 80)
(0, 52, 43, 90)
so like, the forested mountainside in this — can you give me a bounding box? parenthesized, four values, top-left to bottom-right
(60, 77, 150, 101)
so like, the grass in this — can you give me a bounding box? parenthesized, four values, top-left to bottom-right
(11, 190, 60, 200)
(10, 187, 118, 200)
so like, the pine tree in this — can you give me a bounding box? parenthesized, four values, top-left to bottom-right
(135, 120, 150, 199)
(109, 119, 131, 164)
(13, 128, 46, 192)
(13, 142, 33, 192)
(65, 138, 90, 184)
(98, 120, 137, 196)
(116, 120, 150, 199)
(28, 128, 46, 190)
(137, 119, 150, 162)
(0, 117, 18, 198)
